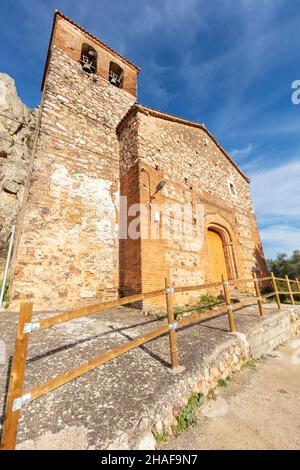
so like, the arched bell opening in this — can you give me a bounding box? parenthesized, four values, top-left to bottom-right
(109, 61, 124, 88)
(80, 43, 98, 74)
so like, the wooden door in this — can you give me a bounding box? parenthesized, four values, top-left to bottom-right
(208, 229, 228, 282)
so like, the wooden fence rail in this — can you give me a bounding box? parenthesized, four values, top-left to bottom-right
(1, 272, 299, 450)
(1, 302, 33, 451)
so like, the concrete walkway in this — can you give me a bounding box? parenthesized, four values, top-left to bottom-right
(0, 303, 299, 449)
(163, 336, 300, 450)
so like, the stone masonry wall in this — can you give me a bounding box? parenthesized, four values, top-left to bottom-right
(10, 44, 135, 310)
(45, 14, 138, 97)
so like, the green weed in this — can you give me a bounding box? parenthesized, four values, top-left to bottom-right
(173, 392, 205, 435)
(218, 376, 231, 388)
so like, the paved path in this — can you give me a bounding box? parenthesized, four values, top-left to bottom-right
(163, 336, 300, 450)
(1, 304, 299, 449)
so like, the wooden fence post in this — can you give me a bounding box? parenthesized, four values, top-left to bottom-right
(165, 276, 179, 369)
(296, 278, 300, 294)
(1, 302, 33, 451)
(252, 272, 264, 317)
(285, 275, 295, 305)
(222, 275, 236, 333)
(270, 272, 281, 310)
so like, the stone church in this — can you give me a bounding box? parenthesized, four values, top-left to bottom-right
(8, 11, 267, 311)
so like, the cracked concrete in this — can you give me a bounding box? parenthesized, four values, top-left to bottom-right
(0, 302, 299, 449)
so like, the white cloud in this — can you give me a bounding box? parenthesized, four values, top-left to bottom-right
(133, 0, 202, 34)
(230, 143, 253, 160)
(250, 159, 300, 219)
(250, 159, 300, 257)
(177, 1, 285, 122)
(244, 114, 300, 137)
(259, 225, 300, 258)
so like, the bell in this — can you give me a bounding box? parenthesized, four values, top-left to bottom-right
(82, 62, 93, 73)
(110, 76, 118, 86)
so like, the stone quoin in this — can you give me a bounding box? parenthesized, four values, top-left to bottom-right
(8, 11, 267, 312)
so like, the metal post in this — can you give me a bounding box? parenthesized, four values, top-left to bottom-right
(0, 225, 15, 309)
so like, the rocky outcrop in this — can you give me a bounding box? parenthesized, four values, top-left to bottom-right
(0, 73, 37, 269)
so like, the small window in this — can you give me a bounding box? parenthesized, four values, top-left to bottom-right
(80, 43, 97, 74)
(109, 61, 124, 88)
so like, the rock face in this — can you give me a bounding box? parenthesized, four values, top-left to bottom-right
(0, 73, 37, 269)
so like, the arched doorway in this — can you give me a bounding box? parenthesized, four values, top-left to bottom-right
(208, 228, 229, 282)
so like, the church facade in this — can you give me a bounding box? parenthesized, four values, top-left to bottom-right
(9, 11, 267, 311)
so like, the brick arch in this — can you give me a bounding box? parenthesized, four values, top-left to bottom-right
(205, 215, 238, 280)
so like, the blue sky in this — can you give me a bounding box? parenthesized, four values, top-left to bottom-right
(1, 0, 300, 258)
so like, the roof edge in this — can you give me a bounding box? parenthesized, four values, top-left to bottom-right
(117, 104, 250, 183)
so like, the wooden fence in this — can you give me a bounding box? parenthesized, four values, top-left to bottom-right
(1, 272, 300, 450)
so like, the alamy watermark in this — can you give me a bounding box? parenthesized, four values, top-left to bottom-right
(117, 197, 205, 245)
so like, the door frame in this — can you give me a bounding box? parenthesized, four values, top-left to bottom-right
(207, 223, 237, 280)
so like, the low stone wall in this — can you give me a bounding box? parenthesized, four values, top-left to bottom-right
(2, 304, 299, 450)
(128, 306, 300, 450)
(124, 335, 250, 449)
(247, 308, 300, 358)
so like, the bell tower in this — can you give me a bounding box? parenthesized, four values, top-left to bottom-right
(42, 11, 139, 96)
(10, 11, 139, 310)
